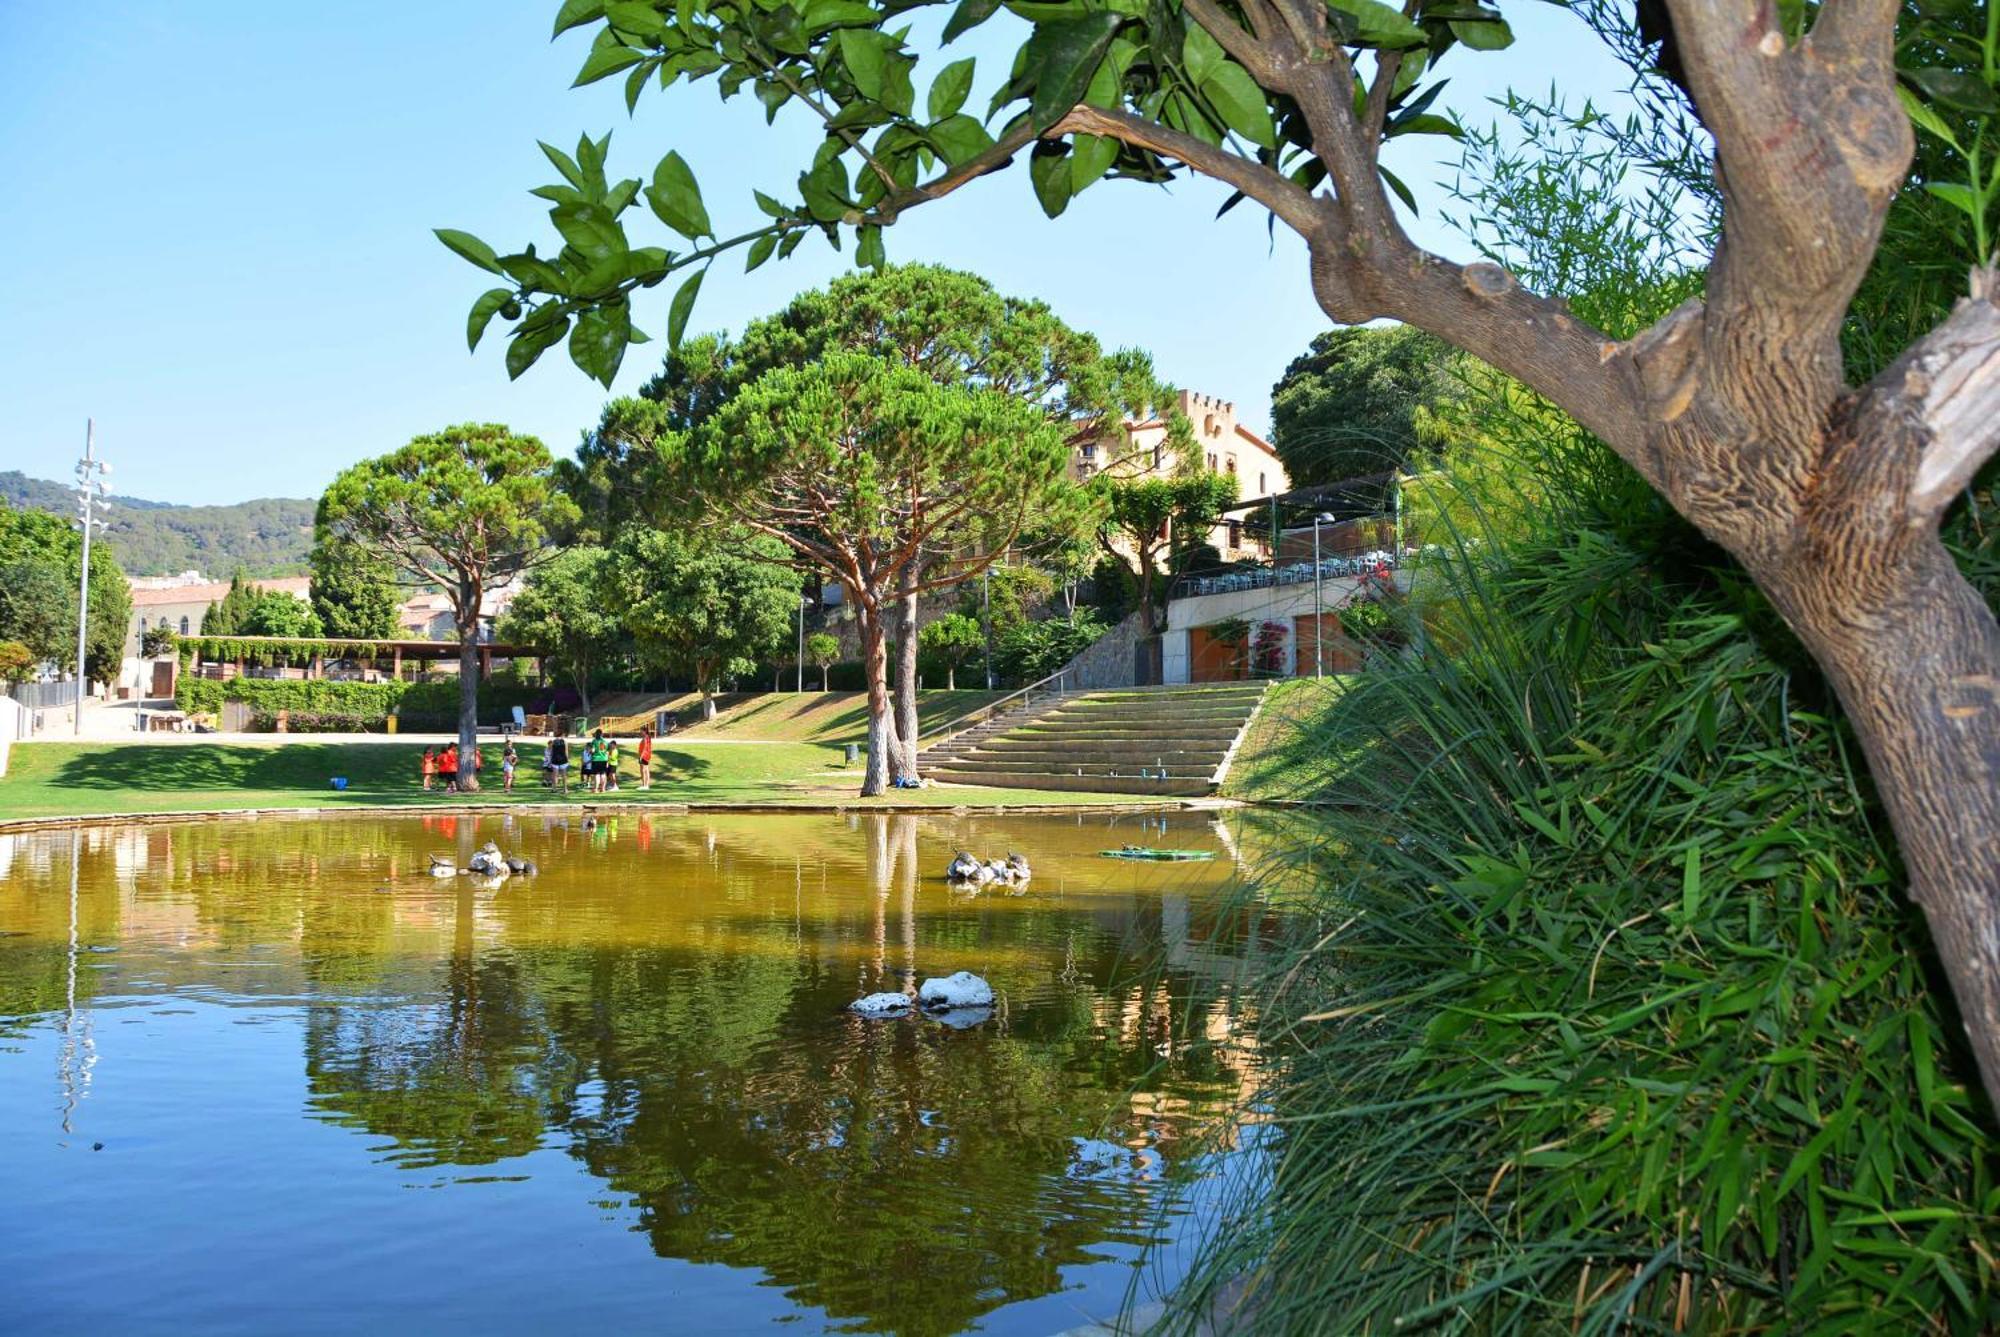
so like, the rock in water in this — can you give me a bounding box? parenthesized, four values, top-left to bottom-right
(945, 851, 982, 882)
(919, 971, 995, 1010)
(849, 992, 914, 1016)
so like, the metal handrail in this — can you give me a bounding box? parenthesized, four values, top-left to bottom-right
(922, 666, 1077, 750)
(1169, 549, 1405, 604)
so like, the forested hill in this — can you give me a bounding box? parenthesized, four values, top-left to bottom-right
(0, 470, 314, 577)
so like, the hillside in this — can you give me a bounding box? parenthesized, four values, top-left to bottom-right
(0, 470, 314, 577)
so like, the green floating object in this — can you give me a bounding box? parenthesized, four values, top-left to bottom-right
(1099, 847, 1217, 862)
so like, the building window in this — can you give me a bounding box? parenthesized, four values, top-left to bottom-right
(1259, 472, 1267, 494)
(1078, 462, 1095, 479)
(179, 616, 190, 635)
(1227, 520, 1242, 548)
(1080, 442, 1096, 460)
(1206, 452, 1218, 471)
(1152, 445, 1165, 469)
(1226, 456, 1237, 474)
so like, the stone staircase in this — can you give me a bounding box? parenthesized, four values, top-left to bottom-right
(924, 683, 1269, 797)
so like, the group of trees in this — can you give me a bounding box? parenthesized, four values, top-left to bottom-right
(565, 263, 1174, 794)
(498, 527, 801, 718)
(0, 498, 128, 686)
(199, 572, 325, 640)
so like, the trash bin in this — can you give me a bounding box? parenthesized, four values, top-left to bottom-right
(386, 715, 399, 735)
(844, 743, 860, 766)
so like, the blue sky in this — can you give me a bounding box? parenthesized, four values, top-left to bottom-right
(0, 1, 1634, 505)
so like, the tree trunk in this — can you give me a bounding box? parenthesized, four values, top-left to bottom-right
(947, 665, 955, 691)
(893, 564, 920, 782)
(1137, 545, 1159, 636)
(821, 665, 829, 692)
(455, 619, 481, 793)
(698, 663, 717, 720)
(858, 605, 898, 796)
(1760, 516, 2000, 1103)
(577, 673, 592, 714)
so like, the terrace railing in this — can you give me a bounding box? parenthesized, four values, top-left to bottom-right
(1171, 549, 1406, 603)
(922, 666, 1078, 750)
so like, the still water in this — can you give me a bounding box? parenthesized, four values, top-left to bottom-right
(0, 810, 1278, 1336)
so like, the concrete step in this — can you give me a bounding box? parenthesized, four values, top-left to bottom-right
(929, 769, 1213, 797)
(965, 741, 1231, 762)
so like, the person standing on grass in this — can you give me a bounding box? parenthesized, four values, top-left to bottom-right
(638, 727, 654, 789)
(606, 737, 621, 792)
(502, 741, 518, 793)
(421, 747, 437, 791)
(439, 742, 459, 794)
(547, 734, 570, 794)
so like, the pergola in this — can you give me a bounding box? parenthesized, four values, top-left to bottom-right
(181, 636, 542, 683)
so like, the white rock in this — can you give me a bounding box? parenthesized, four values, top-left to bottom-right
(919, 971, 994, 1010)
(945, 852, 982, 882)
(849, 992, 914, 1016)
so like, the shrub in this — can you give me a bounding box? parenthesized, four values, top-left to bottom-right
(992, 611, 1105, 684)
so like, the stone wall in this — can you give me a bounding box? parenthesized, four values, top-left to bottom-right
(1053, 610, 1148, 690)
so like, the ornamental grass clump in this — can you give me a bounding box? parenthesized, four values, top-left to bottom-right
(1175, 436, 2000, 1331)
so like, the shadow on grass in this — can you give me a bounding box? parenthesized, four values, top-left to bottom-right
(41, 744, 716, 801)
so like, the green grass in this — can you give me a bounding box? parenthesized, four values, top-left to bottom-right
(1219, 677, 1348, 801)
(678, 689, 1006, 743)
(0, 737, 1148, 822)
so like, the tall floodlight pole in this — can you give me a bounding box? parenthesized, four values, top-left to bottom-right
(72, 422, 111, 736)
(796, 591, 807, 693)
(1312, 511, 1334, 679)
(981, 566, 995, 690)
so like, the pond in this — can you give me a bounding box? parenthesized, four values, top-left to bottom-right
(0, 809, 1282, 1336)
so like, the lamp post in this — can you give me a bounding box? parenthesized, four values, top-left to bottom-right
(1312, 511, 1335, 679)
(796, 591, 807, 693)
(72, 422, 111, 736)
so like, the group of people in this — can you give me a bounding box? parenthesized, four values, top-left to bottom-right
(418, 742, 484, 793)
(422, 727, 655, 797)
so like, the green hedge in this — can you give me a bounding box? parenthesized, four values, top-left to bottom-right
(176, 676, 540, 729)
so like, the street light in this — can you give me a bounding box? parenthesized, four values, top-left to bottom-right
(1312, 511, 1335, 679)
(72, 422, 112, 736)
(796, 591, 808, 693)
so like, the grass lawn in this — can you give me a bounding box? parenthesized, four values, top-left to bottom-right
(1221, 677, 1348, 801)
(0, 737, 1145, 823)
(677, 689, 1005, 743)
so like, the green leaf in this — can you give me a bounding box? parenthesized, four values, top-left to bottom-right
(929, 57, 976, 120)
(466, 288, 513, 352)
(927, 113, 994, 165)
(574, 40, 646, 87)
(1447, 15, 1512, 49)
(1182, 22, 1225, 85)
(1201, 61, 1276, 148)
(506, 315, 570, 380)
(568, 302, 631, 386)
(1028, 12, 1125, 131)
(553, 0, 607, 37)
(1379, 163, 1418, 212)
(1904, 66, 2000, 114)
(1925, 180, 1981, 221)
(552, 202, 628, 260)
(1029, 142, 1072, 217)
(803, 0, 882, 31)
(799, 157, 851, 220)
(1898, 84, 1964, 150)
(837, 28, 888, 99)
(647, 151, 713, 239)
(1069, 131, 1120, 191)
(856, 223, 886, 269)
(1327, 0, 1427, 48)
(435, 228, 504, 274)
(753, 189, 790, 218)
(603, 1, 665, 38)
(1385, 112, 1460, 138)
(668, 267, 706, 349)
(745, 232, 778, 271)
(942, 0, 1003, 42)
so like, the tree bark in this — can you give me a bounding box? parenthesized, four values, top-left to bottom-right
(892, 562, 921, 782)
(858, 602, 899, 796)
(454, 578, 482, 793)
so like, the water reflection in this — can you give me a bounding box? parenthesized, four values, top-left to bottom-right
(0, 811, 1280, 1336)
